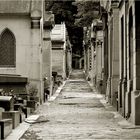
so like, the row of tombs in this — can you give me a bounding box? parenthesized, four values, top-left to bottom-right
(0, 0, 72, 139)
(84, 0, 140, 125)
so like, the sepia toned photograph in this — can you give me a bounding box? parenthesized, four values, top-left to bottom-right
(0, 0, 140, 139)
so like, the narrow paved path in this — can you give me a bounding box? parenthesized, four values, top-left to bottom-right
(20, 70, 140, 140)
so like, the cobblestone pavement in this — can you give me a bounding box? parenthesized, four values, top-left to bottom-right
(20, 70, 140, 140)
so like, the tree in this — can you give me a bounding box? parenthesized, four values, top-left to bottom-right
(45, 0, 76, 25)
(73, 0, 100, 27)
(45, 0, 83, 53)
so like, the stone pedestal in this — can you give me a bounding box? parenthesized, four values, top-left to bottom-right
(0, 119, 12, 139)
(125, 91, 131, 118)
(131, 90, 140, 125)
(118, 79, 122, 112)
(121, 78, 127, 116)
(2, 111, 20, 129)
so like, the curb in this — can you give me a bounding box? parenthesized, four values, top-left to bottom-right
(6, 81, 66, 140)
(6, 115, 39, 140)
(48, 80, 66, 102)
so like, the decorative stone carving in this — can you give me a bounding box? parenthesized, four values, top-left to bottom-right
(31, 10, 41, 29)
(43, 11, 55, 30)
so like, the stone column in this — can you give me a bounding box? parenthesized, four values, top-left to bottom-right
(118, 3, 126, 115)
(120, 2, 127, 117)
(92, 40, 96, 86)
(90, 40, 94, 86)
(84, 46, 88, 78)
(30, 6, 42, 102)
(110, 2, 120, 107)
(102, 13, 108, 95)
(43, 11, 54, 97)
(106, 15, 112, 103)
(96, 40, 103, 92)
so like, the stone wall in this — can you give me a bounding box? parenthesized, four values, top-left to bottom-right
(0, 1, 55, 103)
(52, 49, 65, 76)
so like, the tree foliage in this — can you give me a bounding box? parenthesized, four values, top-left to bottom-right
(46, 0, 76, 25)
(45, 0, 100, 53)
(45, 0, 83, 51)
(73, 0, 100, 27)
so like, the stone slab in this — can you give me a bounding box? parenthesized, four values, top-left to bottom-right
(24, 115, 39, 123)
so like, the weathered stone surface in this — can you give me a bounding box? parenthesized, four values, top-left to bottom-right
(43, 11, 55, 29)
(51, 23, 67, 79)
(2, 111, 20, 129)
(20, 70, 140, 140)
(0, 119, 12, 139)
(0, 0, 42, 16)
(0, 1, 31, 15)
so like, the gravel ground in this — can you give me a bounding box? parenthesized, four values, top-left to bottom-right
(20, 70, 140, 140)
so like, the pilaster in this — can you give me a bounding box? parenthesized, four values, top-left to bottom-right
(42, 11, 54, 97)
(110, 1, 120, 107)
(29, 3, 42, 102)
